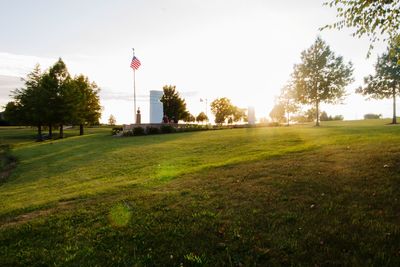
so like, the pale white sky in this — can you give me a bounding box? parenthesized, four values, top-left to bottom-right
(0, 0, 392, 124)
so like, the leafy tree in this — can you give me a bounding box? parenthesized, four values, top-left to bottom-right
(279, 84, 300, 126)
(183, 113, 195, 123)
(70, 75, 102, 135)
(232, 107, 247, 123)
(269, 102, 286, 123)
(196, 112, 208, 123)
(41, 58, 72, 138)
(160, 85, 189, 123)
(292, 37, 353, 126)
(356, 44, 400, 124)
(320, 111, 329, 121)
(323, 0, 400, 57)
(108, 114, 116, 126)
(210, 97, 234, 125)
(5, 59, 102, 139)
(5, 65, 47, 139)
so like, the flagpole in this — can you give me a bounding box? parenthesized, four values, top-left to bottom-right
(132, 48, 136, 124)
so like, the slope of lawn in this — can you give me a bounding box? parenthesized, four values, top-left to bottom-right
(0, 121, 399, 266)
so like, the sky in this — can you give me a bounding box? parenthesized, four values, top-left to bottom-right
(0, 0, 392, 124)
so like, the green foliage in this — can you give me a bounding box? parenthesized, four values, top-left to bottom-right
(160, 125, 176, 134)
(4, 59, 101, 138)
(160, 85, 189, 123)
(269, 102, 286, 123)
(323, 0, 400, 57)
(183, 113, 196, 123)
(146, 126, 160, 135)
(357, 43, 400, 123)
(320, 111, 344, 121)
(133, 126, 146, 136)
(210, 97, 233, 124)
(364, 113, 382, 120)
(292, 37, 353, 126)
(210, 97, 246, 125)
(196, 112, 208, 123)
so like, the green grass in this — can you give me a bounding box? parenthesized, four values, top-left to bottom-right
(0, 120, 399, 266)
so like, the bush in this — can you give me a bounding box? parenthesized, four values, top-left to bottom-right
(160, 125, 176, 134)
(111, 127, 123, 135)
(364, 113, 382, 119)
(133, 127, 145, 136)
(146, 126, 160, 135)
(123, 130, 133, 136)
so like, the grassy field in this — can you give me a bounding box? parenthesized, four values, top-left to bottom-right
(0, 121, 399, 266)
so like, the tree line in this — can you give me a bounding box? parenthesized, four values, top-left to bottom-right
(270, 35, 400, 126)
(4, 58, 101, 139)
(159, 85, 246, 125)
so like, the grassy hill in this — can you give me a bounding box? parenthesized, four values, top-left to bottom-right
(0, 121, 399, 266)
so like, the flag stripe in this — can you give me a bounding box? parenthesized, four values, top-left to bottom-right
(130, 56, 141, 70)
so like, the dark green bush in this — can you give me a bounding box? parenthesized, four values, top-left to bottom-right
(160, 125, 176, 134)
(146, 126, 160, 135)
(133, 127, 145, 136)
(122, 130, 133, 136)
(364, 113, 382, 119)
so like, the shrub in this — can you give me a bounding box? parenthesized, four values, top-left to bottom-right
(111, 127, 123, 135)
(146, 126, 160, 135)
(160, 125, 176, 134)
(364, 113, 382, 119)
(133, 127, 145, 136)
(122, 130, 133, 137)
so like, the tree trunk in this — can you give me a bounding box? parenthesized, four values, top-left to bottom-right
(392, 89, 397, 124)
(37, 124, 43, 141)
(59, 124, 64, 139)
(48, 124, 52, 139)
(79, 124, 84, 135)
(315, 100, 320, 126)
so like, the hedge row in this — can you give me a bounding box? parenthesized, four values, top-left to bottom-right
(112, 125, 210, 137)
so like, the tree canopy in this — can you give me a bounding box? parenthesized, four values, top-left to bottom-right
(196, 112, 208, 123)
(4, 59, 101, 139)
(323, 0, 400, 57)
(160, 85, 189, 123)
(356, 43, 400, 124)
(292, 37, 353, 126)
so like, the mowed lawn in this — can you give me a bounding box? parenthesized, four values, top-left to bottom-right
(0, 121, 399, 266)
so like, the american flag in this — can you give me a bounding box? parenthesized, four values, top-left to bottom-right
(130, 56, 141, 70)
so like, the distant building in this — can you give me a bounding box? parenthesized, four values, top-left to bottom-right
(150, 90, 163, 123)
(248, 106, 255, 125)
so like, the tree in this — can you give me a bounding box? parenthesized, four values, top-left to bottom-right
(269, 102, 286, 123)
(5, 59, 102, 139)
(279, 84, 300, 126)
(183, 113, 195, 123)
(41, 58, 72, 138)
(356, 44, 400, 124)
(5, 64, 47, 139)
(232, 107, 247, 123)
(320, 111, 329, 121)
(196, 112, 208, 123)
(323, 0, 400, 57)
(292, 37, 353, 126)
(160, 85, 189, 123)
(70, 75, 102, 135)
(108, 114, 116, 126)
(210, 97, 234, 125)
